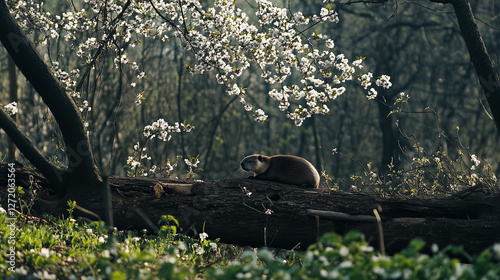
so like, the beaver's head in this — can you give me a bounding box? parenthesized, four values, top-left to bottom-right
(240, 154, 270, 175)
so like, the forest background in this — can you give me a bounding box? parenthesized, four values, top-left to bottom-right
(1, 0, 499, 193)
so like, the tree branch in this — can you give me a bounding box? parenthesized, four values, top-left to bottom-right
(75, 0, 132, 92)
(0, 109, 64, 191)
(448, 0, 500, 135)
(429, 0, 452, 3)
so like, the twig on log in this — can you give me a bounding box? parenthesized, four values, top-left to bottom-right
(159, 183, 194, 195)
(307, 209, 377, 222)
(373, 208, 385, 255)
(135, 208, 159, 233)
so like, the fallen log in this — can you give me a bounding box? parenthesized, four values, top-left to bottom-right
(1, 163, 499, 254)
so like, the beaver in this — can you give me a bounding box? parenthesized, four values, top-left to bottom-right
(240, 154, 320, 188)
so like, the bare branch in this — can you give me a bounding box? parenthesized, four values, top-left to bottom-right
(0, 108, 64, 191)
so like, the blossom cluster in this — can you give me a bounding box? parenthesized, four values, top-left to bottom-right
(7, 0, 394, 127)
(126, 142, 151, 177)
(50, 62, 81, 97)
(3, 102, 18, 116)
(177, 0, 362, 125)
(126, 119, 195, 177)
(143, 119, 194, 141)
(470, 154, 480, 171)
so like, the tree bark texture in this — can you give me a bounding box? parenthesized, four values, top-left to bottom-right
(450, 0, 500, 135)
(1, 163, 499, 255)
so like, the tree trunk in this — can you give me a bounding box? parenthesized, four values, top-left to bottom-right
(7, 55, 17, 162)
(449, 0, 500, 136)
(375, 95, 398, 176)
(2, 163, 499, 255)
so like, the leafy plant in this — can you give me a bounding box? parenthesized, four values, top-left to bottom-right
(158, 215, 179, 236)
(1, 211, 499, 279)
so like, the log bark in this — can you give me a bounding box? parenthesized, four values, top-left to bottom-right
(1, 163, 499, 255)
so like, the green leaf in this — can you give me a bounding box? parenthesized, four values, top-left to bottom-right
(344, 231, 364, 244)
(111, 270, 127, 280)
(319, 232, 342, 246)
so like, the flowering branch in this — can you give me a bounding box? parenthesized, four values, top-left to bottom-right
(8, 0, 397, 127)
(126, 119, 195, 177)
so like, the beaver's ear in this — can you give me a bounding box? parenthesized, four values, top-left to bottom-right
(258, 155, 263, 161)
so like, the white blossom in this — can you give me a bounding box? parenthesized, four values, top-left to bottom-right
(185, 158, 200, 168)
(376, 75, 392, 89)
(39, 248, 51, 258)
(3, 102, 18, 116)
(367, 88, 378, 100)
(395, 92, 410, 104)
(339, 246, 349, 257)
(359, 72, 373, 90)
(471, 154, 480, 170)
(253, 109, 268, 123)
(143, 119, 192, 141)
(199, 232, 209, 241)
(195, 246, 205, 255)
